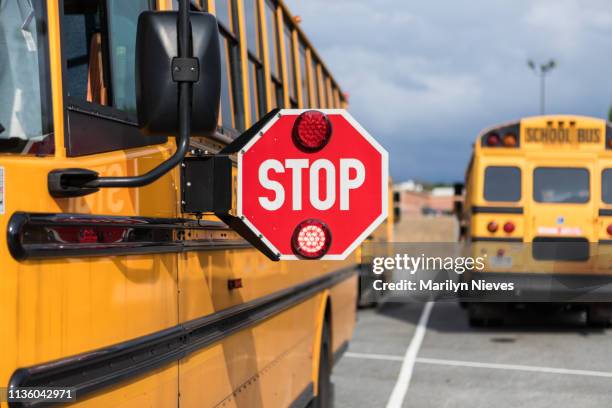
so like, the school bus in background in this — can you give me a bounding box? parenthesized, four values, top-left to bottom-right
(357, 181, 395, 307)
(0, 0, 359, 406)
(458, 115, 612, 327)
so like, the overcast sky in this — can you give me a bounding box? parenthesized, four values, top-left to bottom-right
(285, 0, 612, 183)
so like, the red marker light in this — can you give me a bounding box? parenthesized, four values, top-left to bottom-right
(487, 221, 499, 233)
(291, 219, 332, 259)
(51, 226, 128, 244)
(79, 228, 99, 243)
(227, 278, 243, 290)
(486, 133, 501, 147)
(292, 110, 332, 152)
(607, 224, 612, 236)
(503, 221, 515, 233)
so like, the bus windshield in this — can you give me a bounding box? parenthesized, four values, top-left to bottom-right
(0, 0, 47, 143)
(533, 167, 590, 204)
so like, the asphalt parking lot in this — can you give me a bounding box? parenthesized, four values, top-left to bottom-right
(333, 301, 612, 408)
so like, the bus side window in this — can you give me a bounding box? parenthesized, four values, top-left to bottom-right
(63, 0, 150, 114)
(264, 0, 283, 109)
(61, 0, 167, 156)
(298, 42, 308, 108)
(283, 22, 297, 108)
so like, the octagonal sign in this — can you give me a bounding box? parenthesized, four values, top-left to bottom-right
(237, 109, 388, 260)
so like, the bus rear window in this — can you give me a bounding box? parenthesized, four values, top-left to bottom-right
(603, 169, 612, 204)
(533, 167, 589, 203)
(484, 166, 521, 202)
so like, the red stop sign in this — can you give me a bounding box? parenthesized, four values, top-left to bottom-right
(237, 109, 388, 260)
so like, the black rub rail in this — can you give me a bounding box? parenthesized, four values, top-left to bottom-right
(7, 212, 251, 261)
(8, 267, 357, 407)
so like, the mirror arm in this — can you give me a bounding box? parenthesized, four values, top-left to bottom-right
(48, 0, 194, 197)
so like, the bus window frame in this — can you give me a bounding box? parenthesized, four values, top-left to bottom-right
(483, 165, 522, 203)
(59, 0, 167, 157)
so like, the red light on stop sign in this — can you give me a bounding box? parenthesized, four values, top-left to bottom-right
(291, 219, 332, 259)
(292, 110, 332, 152)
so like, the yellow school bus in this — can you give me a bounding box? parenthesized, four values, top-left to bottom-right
(460, 115, 612, 326)
(357, 181, 394, 307)
(0, 0, 358, 406)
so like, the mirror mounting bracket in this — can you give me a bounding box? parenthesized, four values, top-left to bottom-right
(172, 57, 199, 82)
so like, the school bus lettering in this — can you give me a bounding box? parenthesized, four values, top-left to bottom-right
(577, 128, 601, 143)
(525, 126, 601, 144)
(525, 127, 570, 143)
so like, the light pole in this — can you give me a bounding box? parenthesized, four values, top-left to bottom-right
(527, 59, 556, 115)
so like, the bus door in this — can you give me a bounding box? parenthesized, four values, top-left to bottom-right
(1, 1, 181, 405)
(527, 161, 596, 270)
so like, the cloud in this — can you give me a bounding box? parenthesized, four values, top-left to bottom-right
(286, 0, 612, 182)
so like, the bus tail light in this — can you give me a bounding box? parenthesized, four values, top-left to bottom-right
(485, 133, 500, 147)
(292, 219, 331, 259)
(607, 224, 612, 236)
(487, 221, 499, 233)
(292, 110, 332, 152)
(503, 221, 515, 233)
(502, 134, 518, 147)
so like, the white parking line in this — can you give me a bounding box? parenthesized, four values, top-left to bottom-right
(345, 352, 404, 362)
(385, 301, 434, 408)
(345, 352, 612, 379)
(416, 357, 612, 379)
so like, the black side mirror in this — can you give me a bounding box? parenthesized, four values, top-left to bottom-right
(453, 182, 465, 196)
(453, 182, 465, 218)
(136, 11, 221, 137)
